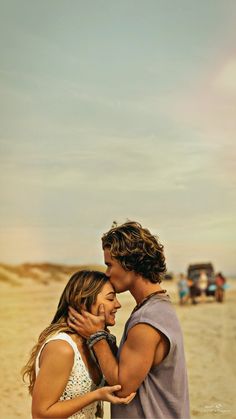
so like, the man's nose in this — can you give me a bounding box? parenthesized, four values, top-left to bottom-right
(105, 268, 110, 277)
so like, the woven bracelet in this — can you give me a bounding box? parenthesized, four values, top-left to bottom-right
(87, 335, 107, 350)
(107, 334, 116, 346)
(87, 330, 117, 349)
(87, 330, 108, 349)
(88, 330, 108, 341)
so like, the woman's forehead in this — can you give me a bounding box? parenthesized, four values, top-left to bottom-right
(101, 281, 115, 294)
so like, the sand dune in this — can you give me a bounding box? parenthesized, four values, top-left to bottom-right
(0, 265, 235, 419)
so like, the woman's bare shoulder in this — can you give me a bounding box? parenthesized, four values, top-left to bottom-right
(39, 338, 74, 367)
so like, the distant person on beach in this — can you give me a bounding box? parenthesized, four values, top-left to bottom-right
(22, 271, 135, 419)
(198, 270, 208, 302)
(69, 221, 190, 419)
(215, 272, 226, 303)
(177, 273, 189, 305)
(187, 277, 198, 305)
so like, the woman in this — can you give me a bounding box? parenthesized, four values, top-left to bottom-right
(22, 270, 135, 418)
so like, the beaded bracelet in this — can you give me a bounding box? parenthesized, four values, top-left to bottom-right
(86, 330, 117, 349)
(87, 331, 117, 367)
(87, 330, 108, 349)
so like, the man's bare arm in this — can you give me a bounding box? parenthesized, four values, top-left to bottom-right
(68, 307, 165, 397)
(92, 324, 163, 397)
(68, 306, 120, 384)
(92, 339, 119, 384)
(116, 323, 162, 396)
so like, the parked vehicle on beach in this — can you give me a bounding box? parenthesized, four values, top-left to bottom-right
(187, 263, 215, 297)
(164, 272, 174, 281)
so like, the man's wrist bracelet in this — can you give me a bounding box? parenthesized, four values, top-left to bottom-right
(86, 330, 117, 349)
(87, 330, 108, 349)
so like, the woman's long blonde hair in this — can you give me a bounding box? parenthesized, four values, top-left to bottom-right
(22, 270, 107, 395)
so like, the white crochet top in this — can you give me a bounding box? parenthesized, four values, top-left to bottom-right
(36, 332, 101, 419)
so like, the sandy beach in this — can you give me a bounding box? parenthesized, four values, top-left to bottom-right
(0, 265, 235, 419)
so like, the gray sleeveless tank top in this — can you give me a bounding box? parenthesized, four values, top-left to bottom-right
(111, 294, 190, 418)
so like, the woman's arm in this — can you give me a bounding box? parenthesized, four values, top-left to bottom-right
(32, 340, 135, 419)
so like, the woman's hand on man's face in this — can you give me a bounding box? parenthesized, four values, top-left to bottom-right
(68, 305, 106, 338)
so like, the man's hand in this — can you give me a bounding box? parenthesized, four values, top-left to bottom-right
(68, 305, 106, 338)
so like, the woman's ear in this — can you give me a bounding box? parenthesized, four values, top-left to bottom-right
(69, 302, 82, 314)
(80, 302, 87, 312)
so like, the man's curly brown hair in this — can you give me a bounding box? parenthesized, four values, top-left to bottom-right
(102, 221, 166, 283)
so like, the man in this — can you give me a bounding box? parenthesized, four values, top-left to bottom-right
(69, 221, 190, 418)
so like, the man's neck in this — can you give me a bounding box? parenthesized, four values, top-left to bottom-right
(129, 275, 164, 304)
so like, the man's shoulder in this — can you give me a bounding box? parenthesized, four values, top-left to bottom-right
(125, 295, 178, 336)
(132, 295, 172, 318)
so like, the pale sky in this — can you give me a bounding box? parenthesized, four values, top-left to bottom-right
(1, 0, 236, 275)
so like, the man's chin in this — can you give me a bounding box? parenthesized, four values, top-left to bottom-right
(111, 284, 123, 293)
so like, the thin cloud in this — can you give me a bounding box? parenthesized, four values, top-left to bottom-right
(213, 58, 236, 94)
